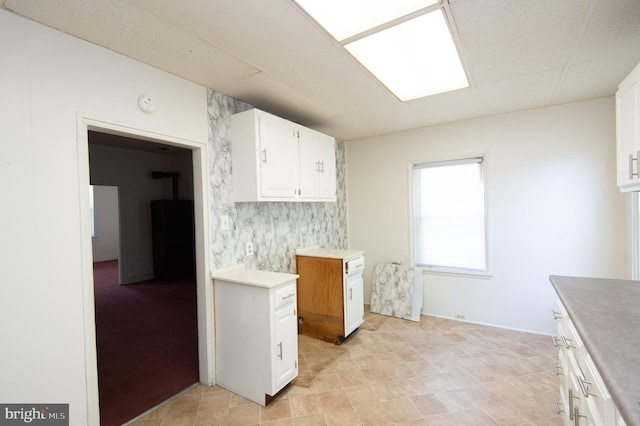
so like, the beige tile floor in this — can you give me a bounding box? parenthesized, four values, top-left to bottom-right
(130, 307, 562, 426)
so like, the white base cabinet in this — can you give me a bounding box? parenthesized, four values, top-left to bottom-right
(295, 248, 364, 344)
(552, 301, 624, 425)
(213, 268, 298, 406)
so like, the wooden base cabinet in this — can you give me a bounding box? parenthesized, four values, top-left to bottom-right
(213, 268, 298, 406)
(296, 249, 364, 344)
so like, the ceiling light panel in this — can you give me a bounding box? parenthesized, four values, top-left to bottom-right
(345, 10, 469, 101)
(294, 0, 439, 41)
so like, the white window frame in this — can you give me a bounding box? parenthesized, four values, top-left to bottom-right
(410, 155, 491, 278)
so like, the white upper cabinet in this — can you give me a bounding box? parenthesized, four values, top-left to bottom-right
(298, 128, 337, 201)
(231, 108, 337, 202)
(616, 62, 640, 192)
(317, 133, 337, 201)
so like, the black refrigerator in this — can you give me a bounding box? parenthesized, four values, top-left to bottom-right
(151, 199, 195, 280)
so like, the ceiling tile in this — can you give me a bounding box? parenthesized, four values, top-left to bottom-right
(406, 88, 480, 126)
(127, 0, 335, 72)
(570, 0, 640, 65)
(270, 47, 403, 115)
(452, 0, 591, 84)
(473, 69, 562, 116)
(5, 0, 259, 88)
(219, 72, 344, 134)
(554, 56, 640, 105)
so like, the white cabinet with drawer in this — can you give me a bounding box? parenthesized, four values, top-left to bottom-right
(212, 267, 299, 406)
(552, 301, 620, 425)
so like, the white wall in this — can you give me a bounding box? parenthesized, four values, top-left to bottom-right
(0, 10, 208, 425)
(92, 185, 119, 262)
(346, 98, 627, 335)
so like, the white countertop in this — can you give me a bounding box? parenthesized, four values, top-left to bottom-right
(211, 265, 298, 289)
(296, 246, 364, 260)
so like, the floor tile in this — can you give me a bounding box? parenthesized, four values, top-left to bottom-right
(131, 307, 561, 426)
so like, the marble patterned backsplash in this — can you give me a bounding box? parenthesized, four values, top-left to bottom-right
(207, 90, 348, 273)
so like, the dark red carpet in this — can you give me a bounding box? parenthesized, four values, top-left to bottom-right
(93, 260, 199, 425)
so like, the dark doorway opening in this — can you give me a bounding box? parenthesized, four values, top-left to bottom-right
(88, 131, 199, 425)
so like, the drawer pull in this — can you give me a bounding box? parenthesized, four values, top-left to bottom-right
(281, 293, 295, 301)
(569, 389, 580, 421)
(552, 310, 563, 319)
(554, 398, 565, 414)
(630, 152, 640, 179)
(552, 336, 563, 347)
(577, 375, 598, 398)
(561, 335, 576, 349)
(552, 361, 564, 376)
(574, 407, 587, 426)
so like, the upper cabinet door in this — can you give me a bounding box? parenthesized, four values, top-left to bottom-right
(298, 127, 320, 200)
(617, 63, 640, 192)
(258, 114, 299, 198)
(317, 134, 337, 201)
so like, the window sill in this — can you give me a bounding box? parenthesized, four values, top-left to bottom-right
(419, 266, 493, 279)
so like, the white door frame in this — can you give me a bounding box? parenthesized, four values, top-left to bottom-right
(76, 115, 214, 425)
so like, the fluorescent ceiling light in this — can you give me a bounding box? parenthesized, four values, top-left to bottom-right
(345, 10, 469, 101)
(294, 0, 439, 41)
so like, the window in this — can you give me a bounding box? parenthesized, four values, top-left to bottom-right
(412, 157, 487, 273)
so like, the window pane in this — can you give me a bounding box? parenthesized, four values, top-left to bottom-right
(414, 160, 485, 271)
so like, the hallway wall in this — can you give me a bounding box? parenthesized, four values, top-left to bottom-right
(0, 10, 208, 425)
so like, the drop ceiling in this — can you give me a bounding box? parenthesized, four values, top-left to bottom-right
(3, 0, 640, 141)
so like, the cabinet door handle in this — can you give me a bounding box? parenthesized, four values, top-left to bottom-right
(569, 388, 575, 420)
(277, 342, 283, 360)
(552, 361, 564, 376)
(348, 288, 353, 300)
(568, 388, 580, 421)
(552, 310, 562, 319)
(577, 375, 598, 398)
(262, 148, 267, 164)
(552, 336, 563, 347)
(554, 398, 565, 414)
(630, 151, 640, 179)
(574, 407, 587, 426)
(316, 160, 321, 172)
(561, 335, 576, 349)
(320, 161, 324, 172)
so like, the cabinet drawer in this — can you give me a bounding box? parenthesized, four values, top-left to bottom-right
(580, 353, 615, 425)
(274, 282, 296, 309)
